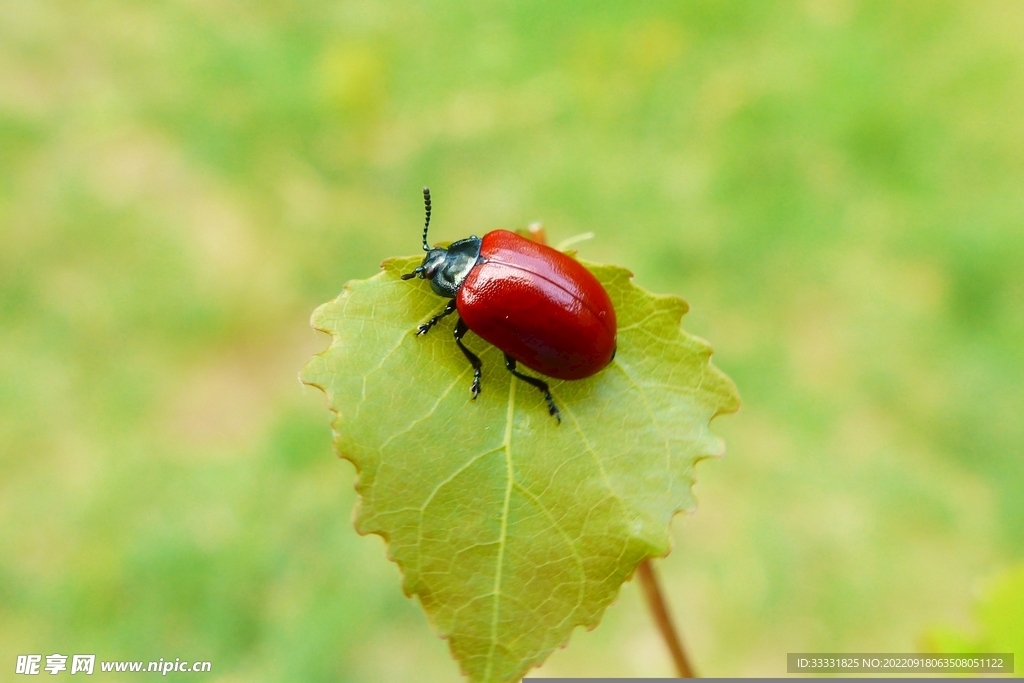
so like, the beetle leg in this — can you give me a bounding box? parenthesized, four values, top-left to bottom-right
(453, 318, 482, 400)
(417, 299, 457, 336)
(503, 354, 561, 424)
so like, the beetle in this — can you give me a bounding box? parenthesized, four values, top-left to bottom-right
(401, 187, 617, 422)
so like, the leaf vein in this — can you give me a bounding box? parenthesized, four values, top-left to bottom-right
(511, 481, 586, 629)
(380, 367, 470, 451)
(612, 359, 673, 496)
(415, 445, 505, 577)
(484, 377, 517, 682)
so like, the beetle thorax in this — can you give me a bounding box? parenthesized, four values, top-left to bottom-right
(422, 237, 482, 298)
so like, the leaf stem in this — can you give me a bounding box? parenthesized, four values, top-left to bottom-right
(636, 559, 697, 678)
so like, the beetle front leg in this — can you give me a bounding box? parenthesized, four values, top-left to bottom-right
(453, 318, 482, 400)
(504, 354, 561, 424)
(417, 299, 457, 336)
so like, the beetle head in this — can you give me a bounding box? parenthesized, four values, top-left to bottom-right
(400, 187, 482, 297)
(401, 238, 482, 298)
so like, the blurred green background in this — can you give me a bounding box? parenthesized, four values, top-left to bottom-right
(2, 0, 1023, 679)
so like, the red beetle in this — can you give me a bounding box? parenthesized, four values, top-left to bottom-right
(402, 188, 616, 421)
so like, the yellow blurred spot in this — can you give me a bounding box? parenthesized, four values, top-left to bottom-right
(624, 19, 687, 72)
(319, 43, 387, 115)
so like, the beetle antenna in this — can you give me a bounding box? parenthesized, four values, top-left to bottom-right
(421, 186, 432, 251)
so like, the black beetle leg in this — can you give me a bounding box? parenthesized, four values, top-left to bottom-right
(504, 354, 561, 424)
(418, 299, 457, 336)
(454, 318, 482, 400)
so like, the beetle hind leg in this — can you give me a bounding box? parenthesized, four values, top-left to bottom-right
(453, 318, 482, 399)
(503, 354, 561, 424)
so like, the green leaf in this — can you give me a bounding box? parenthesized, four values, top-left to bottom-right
(301, 254, 739, 683)
(923, 563, 1024, 663)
